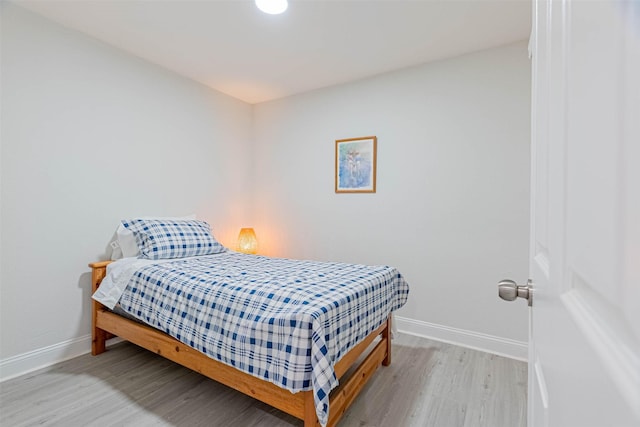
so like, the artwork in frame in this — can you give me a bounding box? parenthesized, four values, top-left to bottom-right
(335, 136, 377, 193)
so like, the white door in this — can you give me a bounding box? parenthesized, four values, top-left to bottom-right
(527, 0, 640, 426)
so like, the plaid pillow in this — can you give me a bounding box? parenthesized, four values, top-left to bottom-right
(121, 219, 225, 260)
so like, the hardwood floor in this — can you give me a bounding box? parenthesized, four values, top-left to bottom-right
(0, 333, 527, 427)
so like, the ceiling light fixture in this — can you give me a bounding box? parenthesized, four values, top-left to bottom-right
(255, 0, 288, 15)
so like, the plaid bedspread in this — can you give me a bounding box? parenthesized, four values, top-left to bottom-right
(117, 252, 409, 425)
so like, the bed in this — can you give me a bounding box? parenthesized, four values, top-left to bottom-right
(90, 218, 409, 426)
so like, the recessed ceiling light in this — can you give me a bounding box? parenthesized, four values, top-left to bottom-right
(255, 0, 288, 15)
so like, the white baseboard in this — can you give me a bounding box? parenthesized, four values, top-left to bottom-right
(0, 335, 92, 383)
(395, 316, 528, 361)
(1, 318, 527, 383)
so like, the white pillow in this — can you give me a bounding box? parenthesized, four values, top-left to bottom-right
(110, 214, 196, 260)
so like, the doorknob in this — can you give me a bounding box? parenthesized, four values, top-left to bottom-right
(498, 279, 533, 306)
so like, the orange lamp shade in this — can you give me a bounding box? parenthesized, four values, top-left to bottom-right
(237, 228, 258, 254)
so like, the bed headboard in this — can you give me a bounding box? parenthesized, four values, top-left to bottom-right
(88, 261, 112, 292)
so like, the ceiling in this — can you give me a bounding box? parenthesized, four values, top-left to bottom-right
(16, 0, 531, 104)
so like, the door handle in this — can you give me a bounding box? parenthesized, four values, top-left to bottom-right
(498, 279, 533, 306)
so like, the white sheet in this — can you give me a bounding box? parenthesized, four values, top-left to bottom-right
(92, 257, 160, 309)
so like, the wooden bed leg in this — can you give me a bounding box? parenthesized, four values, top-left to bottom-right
(303, 391, 319, 427)
(92, 325, 107, 355)
(382, 316, 392, 366)
(92, 299, 107, 355)
(89, 262, 111, 356)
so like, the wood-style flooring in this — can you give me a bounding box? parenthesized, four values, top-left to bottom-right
(0, 333, 527, 427)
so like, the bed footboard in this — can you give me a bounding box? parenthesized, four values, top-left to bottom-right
(88, 261, 392, 426)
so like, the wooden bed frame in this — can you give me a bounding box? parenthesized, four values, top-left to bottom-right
(90, 260, 392, 427)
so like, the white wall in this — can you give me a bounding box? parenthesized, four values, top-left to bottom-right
(252, 42, 531, 358)
(0, 4, 253, 378)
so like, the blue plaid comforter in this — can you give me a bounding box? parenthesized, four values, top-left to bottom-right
(117, 252, 409, 425)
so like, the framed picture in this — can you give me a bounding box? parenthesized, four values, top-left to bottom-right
(335, 136, 377, 193)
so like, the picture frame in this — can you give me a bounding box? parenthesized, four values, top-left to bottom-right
(335, 136, 377, 193)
